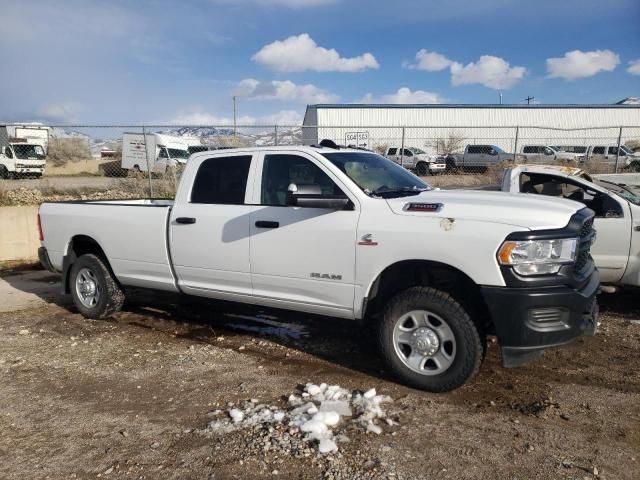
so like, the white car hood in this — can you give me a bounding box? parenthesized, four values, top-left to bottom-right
(385, 189, 584, 230)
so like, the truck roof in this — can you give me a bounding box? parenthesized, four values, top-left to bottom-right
(187, 144, 373, 161)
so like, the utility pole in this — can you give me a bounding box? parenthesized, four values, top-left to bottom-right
(499, 92, 503, 105)
(232, 95, 237, 137)
(525, 96, 534, 105)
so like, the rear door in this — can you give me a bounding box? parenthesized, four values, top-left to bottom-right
(169, 152, 258, 299)
(248, 151, 359, 317)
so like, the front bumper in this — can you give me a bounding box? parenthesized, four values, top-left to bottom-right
(429, 163, 446, 172)
(481, 269, 599, 367)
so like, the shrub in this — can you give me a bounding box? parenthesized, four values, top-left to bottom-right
(47, 138, 92, 166)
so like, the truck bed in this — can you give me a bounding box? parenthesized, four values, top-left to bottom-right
(39, 199, 178, 292)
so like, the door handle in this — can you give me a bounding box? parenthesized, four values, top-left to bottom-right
(255, 220, 279, 229)
(175, 217, 196, 224)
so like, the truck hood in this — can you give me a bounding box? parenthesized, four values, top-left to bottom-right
(385, 189, 583, 230)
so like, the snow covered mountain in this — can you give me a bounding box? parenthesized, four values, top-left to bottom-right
(160, 126, 303, 147)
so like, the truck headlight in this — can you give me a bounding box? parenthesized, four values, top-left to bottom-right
(498, 238, 577, 275)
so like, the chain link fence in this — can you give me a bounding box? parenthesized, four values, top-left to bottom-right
(1, 124, 639, 205)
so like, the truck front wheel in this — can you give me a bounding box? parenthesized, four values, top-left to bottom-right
(416, 162, 429, 176)
(378, 287, 484, 392)
(70, 254, 125, 319)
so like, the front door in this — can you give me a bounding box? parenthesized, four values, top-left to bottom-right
(170, 153, 258, 299)
(248, 151, 359, 317)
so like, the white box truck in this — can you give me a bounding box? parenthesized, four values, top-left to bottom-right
(0, 125, 49, 178)
(121, 133, 190, 173)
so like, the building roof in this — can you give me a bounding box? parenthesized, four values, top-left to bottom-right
(307, 103, 639, 109)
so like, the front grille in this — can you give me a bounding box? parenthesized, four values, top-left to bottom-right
(580, 217, 594, 239)
(574, 213, 595, 276)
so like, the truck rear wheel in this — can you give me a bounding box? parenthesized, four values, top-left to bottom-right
(70, 254, 125, 319)
(378, 287, 484, 392)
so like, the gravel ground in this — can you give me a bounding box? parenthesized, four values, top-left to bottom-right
(0, 271, 638, 479)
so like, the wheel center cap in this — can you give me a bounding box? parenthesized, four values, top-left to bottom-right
(81, 281, 96, 296)
(412, 327, 439, 356)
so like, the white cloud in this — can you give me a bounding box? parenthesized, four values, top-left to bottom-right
(450, 55, 526, 89)
(546, 49, 619, 80)
(359, 87, 443, 104)
(627, 59, 640, 76)
(260, 110, 303, 124)
(169, 108, 302, 126)
(404, 49, 453, 71)
(252, 33, 379, 73)
(35, 103, 83, 123)
(234, 78, 339, 103)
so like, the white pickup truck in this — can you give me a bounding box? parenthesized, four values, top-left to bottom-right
(38, 144, 599, 392)
(519, 145, 580, 164)
(383, 147, 446, 175)
(502, 164, 640, 287)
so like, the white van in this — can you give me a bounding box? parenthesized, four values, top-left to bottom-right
(121, 133, 190, 173)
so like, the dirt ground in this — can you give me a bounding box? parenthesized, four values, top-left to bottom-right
(0, 270, 638, 480)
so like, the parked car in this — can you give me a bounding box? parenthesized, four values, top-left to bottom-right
(501, 164, 640, 287)
(519, 145, 580, 164)
(38, 144, 599, 392)
(446, 145, 513, 170)
(383, 146, 445, 175)
(582, 145, 640, 170)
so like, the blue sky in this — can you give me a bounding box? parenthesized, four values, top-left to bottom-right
(1, 0, 638, 126)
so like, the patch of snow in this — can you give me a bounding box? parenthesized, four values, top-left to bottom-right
(206, 382, 395, 454)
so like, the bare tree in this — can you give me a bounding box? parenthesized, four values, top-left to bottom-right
(47, 138, 92, 167)
(429, 132, 467, 156)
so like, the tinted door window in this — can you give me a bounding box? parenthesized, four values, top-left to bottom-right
(261, 154, 344, 206)
(467, 146, 481, 154)
(387, 148, 397, 155)
(191, 155, 252, 204)
(523, 146, 536, 153)
(592, 147, 606, 155)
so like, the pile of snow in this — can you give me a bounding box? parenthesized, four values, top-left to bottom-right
(206, 383, 393, 454)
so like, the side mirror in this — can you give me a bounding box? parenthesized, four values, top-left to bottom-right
(286, 183, 351, 209)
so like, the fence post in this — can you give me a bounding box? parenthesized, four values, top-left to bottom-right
(615, 126, 623, 173)
(274, 125, 278, 146)
(400, 127, 405, 167)
(513, 126, 519, 162)
(142, 125, 154, 197)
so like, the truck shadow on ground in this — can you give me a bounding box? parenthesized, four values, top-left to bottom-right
(4, 271, 640, 397)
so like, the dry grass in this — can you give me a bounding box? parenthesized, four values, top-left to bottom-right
(45, 159, 106, 177)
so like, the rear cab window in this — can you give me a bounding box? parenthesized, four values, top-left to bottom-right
(191, 155, 253, 204)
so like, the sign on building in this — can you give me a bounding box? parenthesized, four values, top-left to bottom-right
(345, 131, 369, 148)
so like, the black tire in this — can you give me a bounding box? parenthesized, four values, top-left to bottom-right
(378, 287, 484, 392)
(0, 165, 7, 179)
(416, 162, 429, 176)
(628, 161, 640, 173)
(445, 157, 458, 173)
(69, 254, 125, 319)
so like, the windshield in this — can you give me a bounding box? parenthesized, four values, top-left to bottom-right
(167, 148, 189, 159)
(13, 144, 45, 159)
(593, 178, 640, 206)
(322, 151, 430, 197)
(621, 146, 635, 155)
(493, 146, 505, 153)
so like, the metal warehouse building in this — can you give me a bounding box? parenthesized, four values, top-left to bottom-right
(302, 103, 640, 155)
